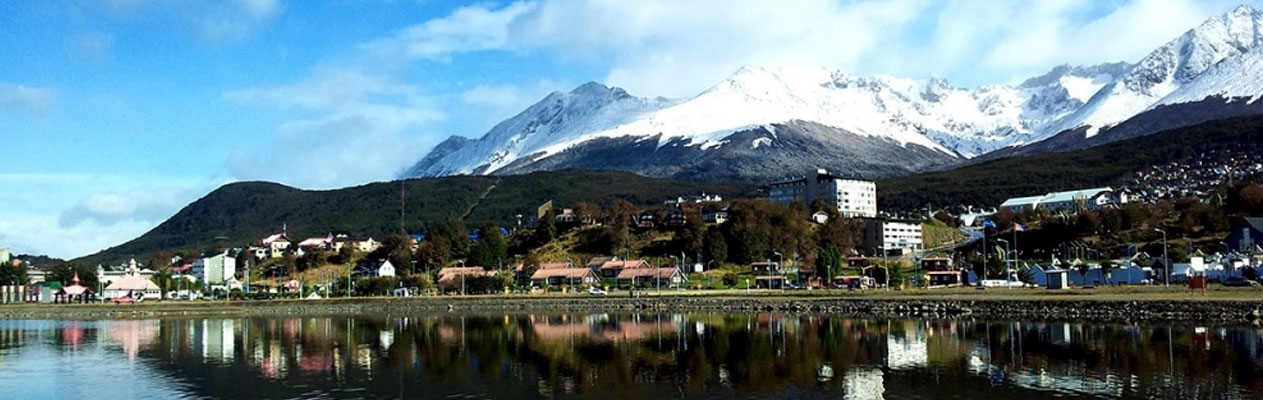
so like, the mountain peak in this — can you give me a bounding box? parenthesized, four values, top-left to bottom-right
(1231, 4, 1258, 16)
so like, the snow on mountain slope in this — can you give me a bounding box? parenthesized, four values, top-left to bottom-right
(407, 83, 673, 177)
(409, 63, 1127, 177)
(409, 5, 1262, 180)
(1042, 5, 1263, 138)
(1155, 46, 1263, 106)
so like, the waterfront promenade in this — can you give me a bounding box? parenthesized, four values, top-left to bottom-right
(4, 286, 1263, 323)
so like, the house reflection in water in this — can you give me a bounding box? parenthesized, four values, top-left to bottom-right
(4, 314, 1263, 399)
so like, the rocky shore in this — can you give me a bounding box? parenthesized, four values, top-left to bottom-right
(5, 295, 1263, 324)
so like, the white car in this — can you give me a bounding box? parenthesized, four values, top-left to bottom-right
(587, 287, 608, 296)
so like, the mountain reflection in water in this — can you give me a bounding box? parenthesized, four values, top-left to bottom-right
(1, 314, 1262, 399)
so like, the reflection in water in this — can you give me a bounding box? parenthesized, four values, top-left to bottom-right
(1, 314, 1262, 399)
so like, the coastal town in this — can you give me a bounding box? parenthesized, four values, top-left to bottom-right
(4, 165, 1262, 305)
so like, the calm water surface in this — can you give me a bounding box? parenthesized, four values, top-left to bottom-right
(1, 313, 1261, 399)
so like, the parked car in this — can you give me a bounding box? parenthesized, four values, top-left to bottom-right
(252, 293, 274, 301)
(111, 296, 138, 304)
(1222, 277, 1259, 287)
(587, 287, 608, 296)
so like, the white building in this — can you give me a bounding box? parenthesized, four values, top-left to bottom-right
(192, 251, 237, 286)
(999, 187, 1117, 214)
(861, 218, 923, 255)
(102, 259, 162, 300)
(768, 169, 876, 218)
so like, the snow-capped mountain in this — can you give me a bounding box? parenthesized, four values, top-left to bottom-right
(408, 5, 1263, 182)
(1040, 5, 1263, 139)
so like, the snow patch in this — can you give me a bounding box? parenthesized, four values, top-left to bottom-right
(751, 137, 772, 149)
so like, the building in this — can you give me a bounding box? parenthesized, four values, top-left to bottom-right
(811, 211, 830, 224)
(998, 188, 1116, 214)
(102, 261, 161, 300)
(1225, 218, 1263, 253)
(927, 271, 962, 287)
(333, 235, 377, 253)
(599, 260, 649, 279)
(617, 267, 686, 287)
(861, 218, 923, 255)
(192, 251, 237, 286)
(530, 263, 597, 286)
(702, 208, 729, 224)
(436, 267, 496, 291)
(353, 259, 396, 277)
(664, 193, 723, 207)
(999, 195, 1044, 213)
(768, 169, 876, 218)
(919, 257, 951, 271)
(0, 248, 8, 265)
(260, 232, 291, 258)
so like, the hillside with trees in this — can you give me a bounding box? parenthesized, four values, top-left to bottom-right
(75, 170, 757, 266)
(879, 115, 1263, 210)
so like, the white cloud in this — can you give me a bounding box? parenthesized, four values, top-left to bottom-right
(365, 1, 536, 60)
(225, 67, 445, 188)
(0, 173, 216, 259)
(367, 0, 1247, 94)
(0, 82, 54, 114)
(458, 79, 570, 130)
(975, 0, 1241, 82)
(58, 190, 191, 228)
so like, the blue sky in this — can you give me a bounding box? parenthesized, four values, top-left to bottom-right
(0, 0, 1245, 258)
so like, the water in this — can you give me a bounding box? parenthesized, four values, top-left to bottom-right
(1, 313, 1261, 399)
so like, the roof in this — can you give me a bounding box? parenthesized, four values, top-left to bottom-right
(600, 260, 648, 270)
(437, 268, 495, 284)
(437, 267, 492, 277)
(105, 276, 160, 291)
(586, 256, 616, 267)
(531, 268, 594, 280)
(262, 233, 290, 245)
(617, 267, 681, 279)
(1000, 195, 1045, 207)
(298, 237, 331, 247)
(1041, 188, 1111, 204)
(537, 262, 572, 270)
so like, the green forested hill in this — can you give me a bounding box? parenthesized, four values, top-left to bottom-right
(878, 115, 1263, 210)
(75, 170, 756, 265)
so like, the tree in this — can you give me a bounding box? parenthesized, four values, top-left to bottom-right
(573, 202, 603, 225)
(47, 264, 98, 290)
(281, 251, 298, 277)
(432, 219, 470, 258)
(374, 234, 415, 275)
(1075, 261, 1090, 284)
(676, 212, 705, 256)
(0, 262, 28, 286)
(703, 228, 728, 266)
(467, 224, 508, 268)
(1099, 260, 1115, 285)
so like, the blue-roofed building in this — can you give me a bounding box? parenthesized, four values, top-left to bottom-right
(999, 187, 1116, 214)
(999, 195, 1045, 212)
(1039, 188, 1113, 212)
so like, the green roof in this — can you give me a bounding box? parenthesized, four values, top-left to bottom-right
(35, 281, 63, 289)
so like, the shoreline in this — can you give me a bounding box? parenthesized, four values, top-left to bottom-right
(4, 293, 1263, 324)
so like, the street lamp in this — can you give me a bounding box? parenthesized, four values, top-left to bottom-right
(706, 260, 716, 289)
(774, 252, 784, 291)
(1156, 228, 1169, 286)
(996, 238, 1011, 285)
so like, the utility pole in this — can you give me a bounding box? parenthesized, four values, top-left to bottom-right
(1156, 228, 1169, 287)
